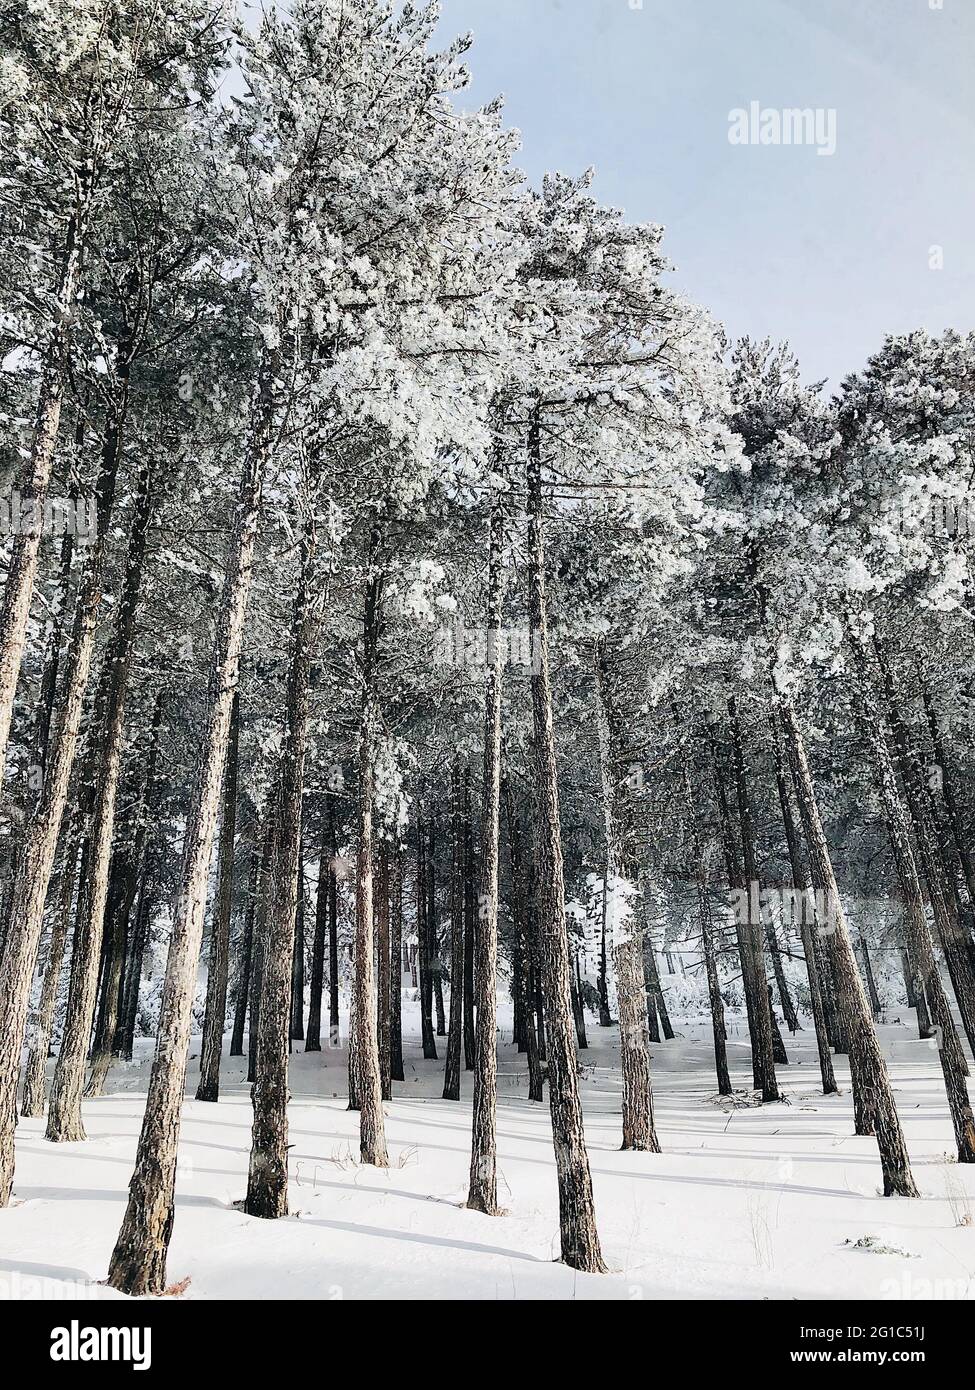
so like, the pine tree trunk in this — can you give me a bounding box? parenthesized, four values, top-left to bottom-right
(88, 696, 165, 1098)
(230, 835, 264, 1057)
(849, 641, 975, 1163)
(351, 528, 388, 1167)
(196, 692, 241, 1102)
(468, 498, 505, 1209)
(526, 408, 605, 1270)
(305, 815, 330, 1053)
(46, 455, 152, 1140)
(20, 837, 80, 1118)
(777, 693, 919, 1195)
(389, 845, 405, 1083)
(431, 821, 446, 1038)
(117, 867, 155, 1062)
(417, 811, 437, 1060)
(290, 856, 306, 1043)
(463, 769, 477, 1070)
(593, 637, 658, 1149)
(107, 348, 278, 1294)
(376, 843, 391, 1101)
(770, 714, 837, 1096)
(0, 211, 88, 776)
(727, 697, 783, 1095)
(683, 752, 732, 1097)
(327, 803, 340, 1049)
(0, 384, 125, 1201)
(443, 760, 464, 1101)
(246, 532, 316, 1217)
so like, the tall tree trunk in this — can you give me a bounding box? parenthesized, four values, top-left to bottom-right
(46, 455, 153, 1141)
(305, 813, 329, 1053)
(350, 526, 388, 1167)
(468, 497, 505, 1210)
(88, 695, 165, 1098)
(593, 636, 658, 1150)
(246, 528, 317, 1217)
(389, 844, 405, 1083)
(683, 753, 732, 1097)
(727, 699, 783, 1094)
(327, 802, 340, 1049)
(290, 851, 306, 1043)
(230, 835, 264, 1058)
(443, 760, 464, 1101)
(463, 769, 477, 1070)
(776, 693, 918, 1195)
(107, 347, 278, 1294)
(0, 207, 88, 776)
(376, 842, 391, 1101)
(195, 692, 241, 1102)
(20, 835, 80, 1117)
(770, 714, 837, 1096)
(0, 379, 126, 1199)
(117, 863, 156, 1063)
(849, 640, 975, 1163)
(417, 810, 437, 1060)
(430, 821, 446, 1038)
(526, 407, 605, 1271)
(597, 869, 612, 1027)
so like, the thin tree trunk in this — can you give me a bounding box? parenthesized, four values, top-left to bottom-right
(20, 836, 80, 1118)
(443, 760, 464, 1101)
(290, 851, 306, 1043)
(777, 693, 918, 1195)
(683, 753, 732, 1097)
(770, 713, 837, 1096)
(195, 692, 241, 1102)
(463, 769, 476, 1070)
(727, 696, 784, 1094)
(230, 839, 262, 1057)
(246, 528, 317, 1217)
(376, 842, 391, 1101)
(468, 497, 505, 1209)
(305, 814, 330, 1053)
(0, 209, 88, 776)
(389, 844, 405, 1082)
(417, 810, 437, 1060)
(107, 347, 278, 1293)
(350, 525, 388, 1167)
(327, 802, 339, 1049)
(87, 695, 165, 1098)
(849, 640, 975, 1163)
(0, 382, 126, 1197)
(526, 407, 605, 1270)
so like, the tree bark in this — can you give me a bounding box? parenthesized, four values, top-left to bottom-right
(777, 693, 918, 1195)
(526, 407, 605, 1270)
(727, 697, 783, 1095)
(443, 759, 464, 1101)
(770, 713, 837, 1096)
(389, 845, 405, 1083)
(468, 497, 505, 1209)
(0, 377, 125, 1199)
(0, 206, 88, 776)
(246, 527, 317, 1217)
(20, 836, 80, 1118)
(195, 692, 241, 1102)
(350, 525, 388, 1166)
(107, 346, 278, 1293)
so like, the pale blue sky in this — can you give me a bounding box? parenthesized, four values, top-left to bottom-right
(438, 0, 975, 389)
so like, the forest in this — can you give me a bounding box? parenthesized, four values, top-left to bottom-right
(2, 0, 975, 1303)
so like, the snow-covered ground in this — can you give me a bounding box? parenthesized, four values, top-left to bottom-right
(5, 1008, 975, 1300)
